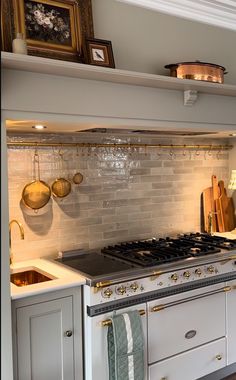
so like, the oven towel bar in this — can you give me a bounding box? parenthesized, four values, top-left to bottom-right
(107, 310, 145, 380)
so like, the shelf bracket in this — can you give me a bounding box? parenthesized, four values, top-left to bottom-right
(184, 90, 198, 106)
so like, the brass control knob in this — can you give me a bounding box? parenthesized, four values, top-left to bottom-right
(130, 283, 139, 292)
(195, 268, 202, 276)
(104, 288, 113, 298)
(207, 265, 215, 273)
(183, 271, 191, 279)
(116, 286, 126, 295)
(171, 273, 178, 282)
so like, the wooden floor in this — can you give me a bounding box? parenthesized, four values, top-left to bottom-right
(222, 374, 236, 380)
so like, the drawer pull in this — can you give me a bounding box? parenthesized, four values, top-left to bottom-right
(65, 330, 73, 337)
(185, 330, 197, 339)
(216, 354, 222, 361)
(101, 309, 145, 327)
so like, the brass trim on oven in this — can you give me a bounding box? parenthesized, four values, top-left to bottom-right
(220, 255, 236, 265)
(93, 281, 112, 293)
(101, 309, 146, 327)
(150, 286, 231, 313)
(224, 286, 232, 292)
(151, 305, 165, 312)
(150, 271, 163, 281)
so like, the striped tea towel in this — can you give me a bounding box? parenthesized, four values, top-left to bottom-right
(107, 310, 144, 380)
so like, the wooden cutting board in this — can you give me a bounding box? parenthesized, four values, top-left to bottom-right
(216, 180, 235, 232)
(202, 186, 214, 232)
(202, 175, 219, 233)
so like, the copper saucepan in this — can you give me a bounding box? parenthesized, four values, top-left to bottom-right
(164, 61, 227, 84)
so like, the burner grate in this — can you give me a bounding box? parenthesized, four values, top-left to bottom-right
(101, 235, 222, 267)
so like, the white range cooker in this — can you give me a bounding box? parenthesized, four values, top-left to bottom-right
(56, 233, 236, 380)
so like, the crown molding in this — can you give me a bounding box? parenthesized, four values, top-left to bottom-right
(117, 0, 236, 31)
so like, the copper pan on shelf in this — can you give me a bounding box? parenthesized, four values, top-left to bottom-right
(164, 61, 227, 84)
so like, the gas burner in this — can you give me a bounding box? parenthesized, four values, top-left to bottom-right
(182, 233, 236, 250)
(101, 234, 223, 267)
(190, 247, 201, 254)
(137, 250, 151, 256)
(222, 242, 232, 247)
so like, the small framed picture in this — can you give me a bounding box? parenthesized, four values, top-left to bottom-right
(85, 38, 115, 68)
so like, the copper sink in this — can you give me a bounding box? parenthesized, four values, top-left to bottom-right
(11, 269, 53, 287)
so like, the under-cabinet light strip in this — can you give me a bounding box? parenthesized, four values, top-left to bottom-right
(6, 142, 233, 150)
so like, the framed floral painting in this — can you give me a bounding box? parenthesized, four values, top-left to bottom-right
(2, 0, 94, 62)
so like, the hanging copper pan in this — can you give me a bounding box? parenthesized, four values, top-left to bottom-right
(164, 61, 227, 84)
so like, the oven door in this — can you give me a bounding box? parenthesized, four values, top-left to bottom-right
(147, 283, 227, 364)
(227, 279, 236, 365)
(84, 303, 147, 380)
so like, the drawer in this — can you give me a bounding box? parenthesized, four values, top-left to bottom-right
(149, 338, 226, 380)
(148, 284, 226, 363)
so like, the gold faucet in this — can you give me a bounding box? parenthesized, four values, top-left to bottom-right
(9, 219, 25, 265)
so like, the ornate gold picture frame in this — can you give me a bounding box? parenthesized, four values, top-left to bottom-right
(1, 0, 94, 62)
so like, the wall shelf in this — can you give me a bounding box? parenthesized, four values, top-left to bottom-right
(2, 52, 236, 97)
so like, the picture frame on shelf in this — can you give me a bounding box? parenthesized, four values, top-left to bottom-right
(85, 38, 115, 68)
(1, 0, 94, 62)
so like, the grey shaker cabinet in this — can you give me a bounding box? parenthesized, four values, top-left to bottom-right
(12, 287, 83, 380)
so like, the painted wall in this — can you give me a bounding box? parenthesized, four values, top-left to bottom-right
(1, 123, 13, 380)
(8, 133, 230, 262)
(92, 0, 236, 84)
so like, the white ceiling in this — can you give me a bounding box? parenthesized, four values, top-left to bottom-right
(117, 0, 236, 31)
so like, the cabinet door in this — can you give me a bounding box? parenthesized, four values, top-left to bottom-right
(16, 296, 74, 380)
(227, 280, 236, 365)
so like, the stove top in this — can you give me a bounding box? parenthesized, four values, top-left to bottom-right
(56, 251, 136, 277)
(55, 233, 236, 282)
(101, 235, 224, 267)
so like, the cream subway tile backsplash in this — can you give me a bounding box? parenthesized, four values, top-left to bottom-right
(7, 133, 230, 262)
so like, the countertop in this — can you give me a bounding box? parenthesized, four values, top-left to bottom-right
(10, 258, 86, 300)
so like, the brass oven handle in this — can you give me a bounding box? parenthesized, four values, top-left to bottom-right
(151, 286, 231, 313)
(101, 309, 146, 327)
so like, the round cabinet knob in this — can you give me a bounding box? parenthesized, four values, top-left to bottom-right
(195, 268, 202, 276)
(116, 286, 126, 295)
(104, 288, 113, 298)
(216, 354, 222, 361)
(65, 330, 73, 337)
(171, 273, 178, 282)
(130, 283, 139, 292)
(183, 271, 191, 279)
(207, 265, 215, 274)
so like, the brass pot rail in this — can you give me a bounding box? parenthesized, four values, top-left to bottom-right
(101, 309, 146, 327)
(151, 286, 232, 313)
(6, 142, 233, 150)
